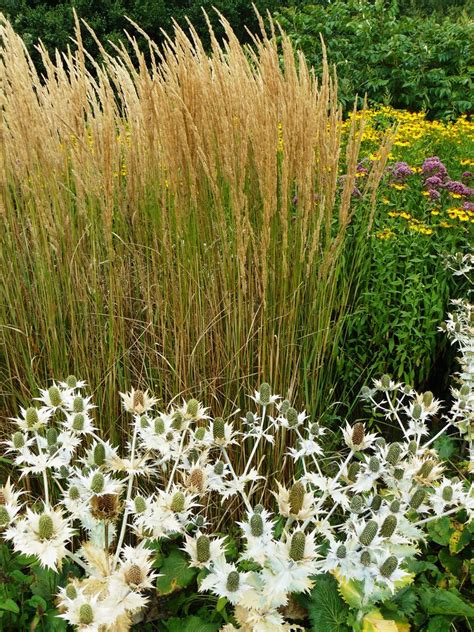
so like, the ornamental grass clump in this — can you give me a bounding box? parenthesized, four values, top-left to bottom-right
(0, 11, 392, 467)
(2, 357, 473, 630)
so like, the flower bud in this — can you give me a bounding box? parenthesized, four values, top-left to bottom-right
(0, 506, 10, 527)
(79, 604, 94, 625)
(65, 375, 78, 388)
(186, 399, 199, 418)
(418, 460, 434, 479)
(65, 584, 77, 600)
(125, 564, 142, 586)
(394, 467, 404, 481)
(412, 404, 422, 420)
(386, 443, 402, 466)
(375, 437, 386, 448)
(93, 443, 106, 467)
(359, 520, 378, 546)
(390, 499, 401, 513)
(196, 535, 211, 563)
(59, 466, 69, 479)
(286, 408, 299, 428)
(408, 440, 417, 454)
(360, 550, 372, 566)
(336, 545, 347, 559)
(166, 431, 174, 442)
(195, 427, 206, 441)
(351, 422, 365, 446)
(171, 491, 185, 513)
(226, 571, 240, 592)
(172, 411, 184, 430)
(409, 488, 426, 510)
(289, 531, 306, 561)
(442, 486, 453, 502)
(48, 386, 62, 407)
(26, 407, 39, 428)
(46, 428, 58, 446)
(187, 468, 205, 493)
(69, 486, 80, 501)
(250, 513, 264, 537)
(132, 390, 145, 413)
(214, 461, 224, 475)
(246, 412, 256, 425)
(360, 386, 371, 399)
(90, 472, 104, 494)
(258, 383, 272, 406)
(134, 496, 147, 514)
(139, 415, 149, 429)
(371, 494, 382, 511)
(38, 514, 54, 540)
(423, 391, 433, 407)
(381, 375, 391, 389)
(194, 515, 205, 527)
(72, 413, 85, 432)
(369, 456, 380, 473)
(12, 432, 25, 449)
(350, 495, 364, 513)
(154, 418, 165, 434)
(73, 396, 84, 413)
(347, 462, 360, 481)
(254, 504, 264, 514)
(380, 515, 397, 537)
(310, 423, 321, 436)
(213, 418, 225, 440)
(289, 481, 305, 516)
(380, 556, 398, 578)
(279, 399, 291, 414)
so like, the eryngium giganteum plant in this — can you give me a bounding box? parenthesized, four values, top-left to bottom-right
(0, 10, 393, 466)
(2, 365, 473, 630)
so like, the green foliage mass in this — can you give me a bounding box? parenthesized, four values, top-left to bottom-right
(275, 0, 474, 119)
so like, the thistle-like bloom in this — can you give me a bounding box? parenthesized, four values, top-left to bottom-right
(36, 383, 74, 411)
(275, 481, 316, 520)
(183, 531, 227, 569)
(10, 405, 53, 432)
(200, 560, 251, 605)
(249, 383, 280, 407)
(120, 388, 158, 414)
(342, 421, 377, 451)
(59, 590, 109, 632)
(429, 478, 465, 514)
(5, 506, 74, 570)
(0, 479, 22, 530)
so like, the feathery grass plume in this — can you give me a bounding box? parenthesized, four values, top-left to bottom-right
(0, 11, 391, 487)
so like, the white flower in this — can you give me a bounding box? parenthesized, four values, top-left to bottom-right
(303, 473, 350, 510)
(183, 531, 227, 569)
(63, 411, 97, 436)
(59, 591, 109, 631)
(274, 481, 317, 520)
(10, 406, 53, 432)
(249, 385, 280, 407)
(200, 560, 251, 604)
(36, 383, 73, 411)
(239, 509, 275, 564)
(5, 506, 74, 570)
(287, 437, 323, 460)
(120, 388, 157, 414)
(342, 421, 377, 451)
(429, 478, 465, 514)
(74, 469, 123, 499)
(0, 479, 22, 529)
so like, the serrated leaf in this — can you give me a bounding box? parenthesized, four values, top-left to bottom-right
(418, 588, 474, 618)
(164, 615, 219, 632)
(156, 546, 197, 596)
(426, 616, 454, 632)
(306, 574, 350, 632)
(0, 599, 19, 614)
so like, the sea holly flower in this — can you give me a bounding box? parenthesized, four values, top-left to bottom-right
(5, 506, 74, 570)
(183, 531, 227, 569)
(120, 388, 158, 415)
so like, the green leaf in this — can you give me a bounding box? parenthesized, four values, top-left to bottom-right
(426, 615, 455, 631)
(418, 588, 474, 618)
(426, 517, 453, 546)
(155, 546, 197, 596)
(306, 574, 350, 632)
(164, 615, 219, 632)
(0, 599, 19, 614)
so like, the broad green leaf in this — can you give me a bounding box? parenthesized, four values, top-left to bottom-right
(0, 599, 19, 614)
(164, 615, 219, 632)
(306, 574, 350, 632)
(156, 547, 197, 596)
(418, 588, 474, 618)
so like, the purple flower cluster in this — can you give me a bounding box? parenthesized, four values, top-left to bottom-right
(463, 201, 474, 212)
(422, 156, 448, 179)
(390, 161, 413, 181)
(444, 180, 474, 197)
